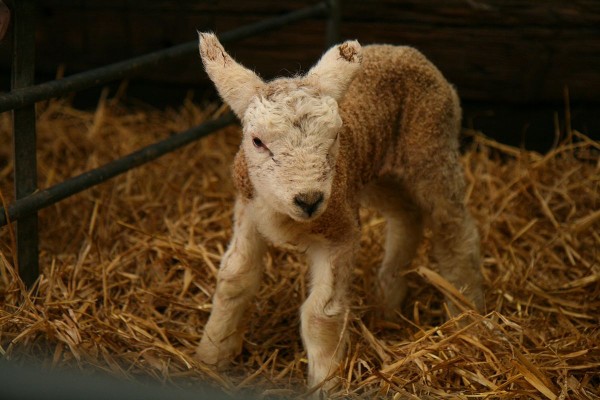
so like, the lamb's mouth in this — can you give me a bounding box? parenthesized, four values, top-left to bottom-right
(289, 208, 324, 222)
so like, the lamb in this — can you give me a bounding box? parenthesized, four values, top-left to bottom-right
(195, 32, 484, 395)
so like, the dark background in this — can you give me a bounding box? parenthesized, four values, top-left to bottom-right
(1, 0, 599, 151)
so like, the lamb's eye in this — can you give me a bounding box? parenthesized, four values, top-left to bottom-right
(252, 137, 264, 148)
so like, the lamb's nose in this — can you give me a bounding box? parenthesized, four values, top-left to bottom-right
(294, 192, 324, 217)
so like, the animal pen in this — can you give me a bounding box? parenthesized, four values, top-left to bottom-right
(0, 1, 599, 399)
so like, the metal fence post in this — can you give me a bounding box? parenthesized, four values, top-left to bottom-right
(326, 0, 341, 47)
(10, 0, 38, 287)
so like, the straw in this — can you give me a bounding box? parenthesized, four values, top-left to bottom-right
(1, 96, 598, 399)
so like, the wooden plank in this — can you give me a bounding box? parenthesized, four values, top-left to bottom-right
(341, 0, 600, 27)
(1, 0, 599, 104)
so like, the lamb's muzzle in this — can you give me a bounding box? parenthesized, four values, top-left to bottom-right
(195, 31, 485, 398)
(294, 191, 324, 218)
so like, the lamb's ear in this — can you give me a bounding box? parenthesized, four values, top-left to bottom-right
(198, 32, 265, 118)
(307, 40, 362, 101)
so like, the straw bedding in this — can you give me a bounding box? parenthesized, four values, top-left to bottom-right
(0, 95, 599, 399)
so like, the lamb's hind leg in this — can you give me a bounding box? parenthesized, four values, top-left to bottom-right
(402, 88, 484, 315)
(197, 199, 266, 368)
(410, 158, 484, 315)
(429, 199, 483, 315)
(362, 178, 424, 319)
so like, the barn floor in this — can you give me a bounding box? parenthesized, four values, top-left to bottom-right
(0, 96, 599, 399)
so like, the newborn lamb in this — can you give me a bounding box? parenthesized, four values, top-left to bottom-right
(196, 32, 484, 396)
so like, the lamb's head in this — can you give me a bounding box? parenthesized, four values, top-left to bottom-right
(198, 32, 362, 221)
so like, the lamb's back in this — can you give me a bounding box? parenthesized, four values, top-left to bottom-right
(338, 44, 461, 187)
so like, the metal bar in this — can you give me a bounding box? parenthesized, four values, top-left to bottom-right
(0, 113, 236, 227)
(326, 0, 341, 47)
(10, 0, 38, 286)
(0, 2, 328, 113)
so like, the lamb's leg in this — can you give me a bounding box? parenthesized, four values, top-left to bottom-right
(410, 159, 484, 315)
(362, 178, 424, 319)
(429, 204, 484, 315)
(379, 209, 423, 318)
(401, 92, 484, 315)
(301, 239, 355, 395)
(197, 199, 266, 368)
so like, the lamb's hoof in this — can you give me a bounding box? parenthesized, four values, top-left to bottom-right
(307, 374, 341, 399)
(195, 335, 241, 370)
(376, 278, 407, 323)
(380, 306, 402, 324)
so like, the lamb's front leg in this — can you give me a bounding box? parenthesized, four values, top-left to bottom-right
(197, 199, 266, 368)
(301, 239, 355, 395)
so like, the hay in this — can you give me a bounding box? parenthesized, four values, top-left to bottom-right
(0, 95, 599, 399)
